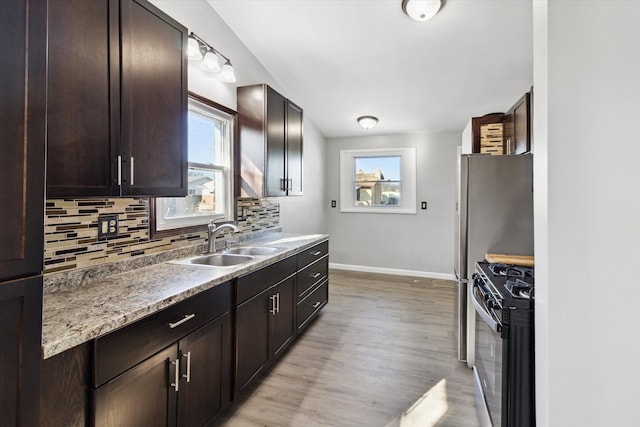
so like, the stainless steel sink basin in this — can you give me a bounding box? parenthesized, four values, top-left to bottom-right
(223, 246, 283, 256)
(179, 253, 254, 267)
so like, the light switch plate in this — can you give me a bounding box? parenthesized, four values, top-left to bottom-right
(98, 215, 119, 239)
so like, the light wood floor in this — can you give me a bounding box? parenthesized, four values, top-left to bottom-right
(218, 269, 480, 427)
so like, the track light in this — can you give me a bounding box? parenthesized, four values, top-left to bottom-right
(188, 33, 236, 83)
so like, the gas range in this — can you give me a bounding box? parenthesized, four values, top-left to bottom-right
(477, 261, 535, 310)
(472, 261, 536, 427)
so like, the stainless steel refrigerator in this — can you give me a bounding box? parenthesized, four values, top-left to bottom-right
(454, 153, 534, 366)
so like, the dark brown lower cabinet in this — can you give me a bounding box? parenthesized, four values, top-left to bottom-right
(0, 276, 42, 427)
(94, 345, 178, 426)
(94, 314, 231, 427)
(93, 313, 231, 427)
(235, 275, 296, 395)
(41, 343, 91, 427)
(176, 315, 231, 427)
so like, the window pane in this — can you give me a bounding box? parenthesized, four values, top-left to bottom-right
(188, 111, 224, 166)
(162, 169, 226, 219)
(353, 156, 401, 206)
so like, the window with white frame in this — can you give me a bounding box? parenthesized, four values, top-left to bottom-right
(339, 147, 416, 214)
(154, 96, 234, 232)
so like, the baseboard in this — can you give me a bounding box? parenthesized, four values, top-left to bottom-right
(329, 263, 456, 281)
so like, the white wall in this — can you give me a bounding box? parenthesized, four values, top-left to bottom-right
(279, 121, 328, 234)
(326, 133, 459, 279)
(534, 2, 640, 426)
(150, 0, 327, 234)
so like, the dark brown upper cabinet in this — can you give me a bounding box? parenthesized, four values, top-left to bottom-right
(0, 0, 47, 425)
(47, 0, 188, 198)
(0, 0, 46, 281)
(503, 90, 532, 155)
(237, 84, 303, 198)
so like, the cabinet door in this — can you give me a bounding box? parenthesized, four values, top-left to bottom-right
(286, 101, 304, 196)
(177, 314, 231, 427)
(94, 344, 178, 427)
(513, 92, 531, 154)
(41, 343, 91, 427)
(47, 0, 120, 197)
(271, 276, 296, 360)
(235, 292, 271, 394)
(265, 87, 287, 197)
(0, 277, 43, 427)
(120, 0, 188, 197)
(0, 0, 46, 280)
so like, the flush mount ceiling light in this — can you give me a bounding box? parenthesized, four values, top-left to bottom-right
(357, 116, 379, 130)
(187, 32, 236, 83)
(402, 0, 445, 22)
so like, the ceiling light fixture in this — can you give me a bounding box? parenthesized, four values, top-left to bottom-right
(357, 116, 379, 130)
(187, 32, 236, 83)
(401, 0, 445, 22)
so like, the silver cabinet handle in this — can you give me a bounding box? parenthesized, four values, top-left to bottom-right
(311, 272, 321, 279)
(276, 292, 280, 314)
(182, 351, 191, 383)
(269, 294, 277, 315)
(310, 251, 322, 256)
(117, 155, 122, 185)
(130, 156, 135, 185)
(170, 358, 180, 392)
(169, 314, 196, 329)
(312, 301, 322, 309)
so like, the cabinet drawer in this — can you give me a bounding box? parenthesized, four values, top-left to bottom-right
(296, 280, 328, 331)
(236, 256, 297, 305)
(297, 241, 328, 270)
(297, 257, 328, 300)
(93, 281, 231, 387)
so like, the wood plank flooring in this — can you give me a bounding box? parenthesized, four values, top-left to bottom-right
(218, 269, 480, 427)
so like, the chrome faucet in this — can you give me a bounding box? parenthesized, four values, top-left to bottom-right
(207, 222, 239, 253)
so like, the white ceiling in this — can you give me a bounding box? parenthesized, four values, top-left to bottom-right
(208, 0, 533, 138)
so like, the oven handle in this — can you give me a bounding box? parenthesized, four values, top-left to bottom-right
(471, 281, 502, 333)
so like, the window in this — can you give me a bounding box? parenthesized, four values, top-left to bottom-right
(339, 147, 416, 214)
(152, 95, 235, 235)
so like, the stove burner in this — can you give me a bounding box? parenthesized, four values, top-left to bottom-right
(488, 263, 534, 280)
(504, 278, 535, 300)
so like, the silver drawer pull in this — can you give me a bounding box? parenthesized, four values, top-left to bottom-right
(311, 272, 321, 279)
(310, 251, 322, 256)
(312, 301, 322, 309)
(170, 358, 180, 391)
(169, 314, 196, 329)
(182, 351, 192, 383)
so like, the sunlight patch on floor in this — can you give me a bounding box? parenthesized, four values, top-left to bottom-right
(399, 379, 449, 427)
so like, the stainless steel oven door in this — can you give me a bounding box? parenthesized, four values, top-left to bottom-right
(472, 276, 503, 427)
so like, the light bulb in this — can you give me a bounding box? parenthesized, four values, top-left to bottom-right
(200, 50, 221, 72)
(219, 61, 237, 83)
(187, 36, 202, 60)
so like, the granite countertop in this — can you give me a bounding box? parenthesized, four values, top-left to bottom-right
(42, 232, 328, 359)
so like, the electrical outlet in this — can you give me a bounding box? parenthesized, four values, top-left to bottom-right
(98, 215, 119, 239)
(421, 201, 427, 210)
(331, 200, 336, 208)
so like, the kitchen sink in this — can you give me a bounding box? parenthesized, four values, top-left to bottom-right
(223, 246, 283, 256)
(177, 254, 255, 267)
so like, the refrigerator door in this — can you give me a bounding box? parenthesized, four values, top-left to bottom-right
(457, 153, 534, 367)
(455, 148, 468, 362)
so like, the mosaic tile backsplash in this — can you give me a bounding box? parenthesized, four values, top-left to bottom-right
(44, 197, 280, 274)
